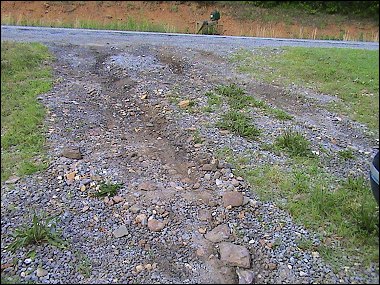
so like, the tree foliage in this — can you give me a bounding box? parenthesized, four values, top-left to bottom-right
(243, 1, 378, 19)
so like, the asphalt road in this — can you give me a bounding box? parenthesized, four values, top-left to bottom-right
(1, 25, 379, 55)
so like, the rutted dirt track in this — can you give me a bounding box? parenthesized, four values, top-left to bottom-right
(1, 28, 379, 284)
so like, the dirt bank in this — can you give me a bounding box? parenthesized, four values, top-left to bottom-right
(1, 1, 379, 41)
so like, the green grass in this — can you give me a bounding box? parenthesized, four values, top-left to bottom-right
(206, 91, 223, 105)
(6, 210, 67, 252)
(230, 47, 379, 134)
(267, 107, 293, 120)
(214, 83, 256, 110)
(274, 129, 313, 157)
(338, 149, 356, 160)
(1, 41, 53, 182)
(226, 48, 379, 267)
(192, 129, 203, 144)
(216, 146, 379, 266)
(94, 182, 123, 197)
(217, 110, 261, 140)
(75, 251, 92, 278)
(1, 15, 177, 33)
(205, 83, 292, 120)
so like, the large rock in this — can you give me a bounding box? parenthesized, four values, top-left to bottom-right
(195, 237, 215, 258)
(206, 257, 238, 284)
(135, 214, 148, 225)
(4, 176, 20, 184)
(205, 224, 232, 243)
(222, 191, 244, 207)
(147, 218, 165, 231)
(61, 147, 82, 159)
(236, 268, 255, 284)
(219, 242, 251, 268)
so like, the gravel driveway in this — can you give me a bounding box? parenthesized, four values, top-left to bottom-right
(1, 26, 379, 284)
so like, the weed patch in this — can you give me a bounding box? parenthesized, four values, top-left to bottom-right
(1, 15, 177, 33)
(338, 149, 356, 160)
(243, 159, 379, 265)
(274, 129, 313, 157)
(217, 110, 260, 140)
(209, 83, 292, 120)
(268, 107, 293, 120)
(192, 129, 203, 144)
(75, 251, 92, 278)
(94, 182, 123, 197)
(7, 211, 67, 252)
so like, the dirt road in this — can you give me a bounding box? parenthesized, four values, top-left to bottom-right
(1, 26, 379, 284)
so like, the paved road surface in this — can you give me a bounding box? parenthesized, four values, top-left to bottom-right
(1, 25, 378, 55)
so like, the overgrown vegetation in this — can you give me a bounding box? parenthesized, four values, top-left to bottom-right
(1, 41, 53, 181)
(216, 146, 379, 265)
(1, 15, 177, 33)
(7, 210, 67, 252)
(192, 129, 204, 144)
(230, 47, 379, 135)
(242, 1, 379, 20)
(2, 2, 377, 41)
(203, 83, 294, 139)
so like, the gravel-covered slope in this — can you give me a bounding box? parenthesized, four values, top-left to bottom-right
(1, 37, 379, 284)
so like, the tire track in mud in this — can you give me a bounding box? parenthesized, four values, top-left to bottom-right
(42, 43, 243, 283)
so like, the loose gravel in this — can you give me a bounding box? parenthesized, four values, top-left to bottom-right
(1, 27, 379, 284)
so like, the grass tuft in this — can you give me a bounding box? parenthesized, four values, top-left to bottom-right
(7, 210, 67, 252)
(94, 182, 123, 197)
(75, 251, 92, 278)
(274, 129, 313, 157)
(217, 110, 261, 140)
(338, 149, 356, 160)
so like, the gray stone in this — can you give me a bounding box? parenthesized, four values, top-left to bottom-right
(113, 225, 129, 238)
(236, 268, 255, 284)
(61, 147, 82, 159)
(36, 267, 48, 277)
